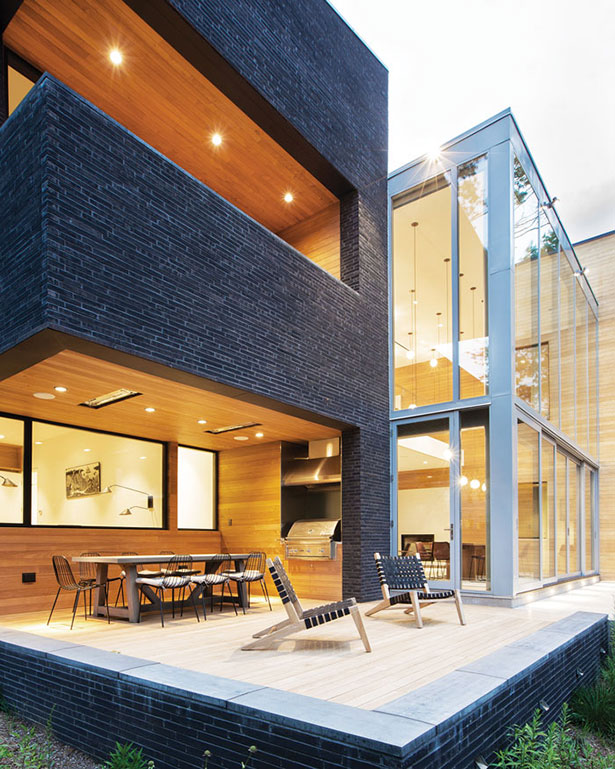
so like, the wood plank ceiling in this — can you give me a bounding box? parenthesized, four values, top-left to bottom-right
(0, 351, 340, 450)
(4, 0, 338, 233)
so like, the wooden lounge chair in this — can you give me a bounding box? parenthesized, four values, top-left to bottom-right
(242, 556, 371, 652)
(365, 552, 466, 629)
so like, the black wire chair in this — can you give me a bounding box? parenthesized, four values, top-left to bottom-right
(79, 551, 122, 614)
(226, 552, 271, 614)
(190, 554, 237, 619)
(136, 554, 200, 627)
(48, 555, 110, 630)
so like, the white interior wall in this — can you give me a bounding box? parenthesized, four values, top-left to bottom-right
(31, 423, 163, 527)
(177, 446, 215, 529)
(397, 486, 449, 551)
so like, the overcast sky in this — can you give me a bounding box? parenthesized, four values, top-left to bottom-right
(328, 0, 615, 243)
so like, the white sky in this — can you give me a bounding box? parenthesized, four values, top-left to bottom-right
(328, 0, 615, 243)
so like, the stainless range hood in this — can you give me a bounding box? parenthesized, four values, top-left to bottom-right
(282, 455, 341, 486)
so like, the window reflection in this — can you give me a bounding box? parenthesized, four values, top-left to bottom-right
(514, 158, 540, 410)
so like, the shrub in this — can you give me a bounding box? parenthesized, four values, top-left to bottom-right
(103, 742, 154, 769)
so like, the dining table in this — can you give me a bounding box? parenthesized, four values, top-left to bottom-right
(72, 553, 251, 623)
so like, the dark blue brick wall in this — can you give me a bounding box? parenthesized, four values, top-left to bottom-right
(0, 75, 390, 599)
(0, 80, 47, 348)
(0, 617, 607, 769)
(167, 0, 388, 189)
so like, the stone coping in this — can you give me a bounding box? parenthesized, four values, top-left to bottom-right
(0, 611, 606, 759)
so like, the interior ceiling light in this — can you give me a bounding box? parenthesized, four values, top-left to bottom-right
(205, 422, 261, 435)
(83, 448, 91, 453)
(283, 192, 294, 203)
(33, 392, 55, 400)
(255, 432, 264, 439)
(144, 407, 156, 413)
(54, 386, 67, 393)
(0, 435, 4, 440)
(109, 48, 123, 66)
(460, 475, 468, 487)
(234, 436, 249, 441)
(211, 132, 222, 146)
(197, 419, 207, 424)
(80, 389, 141, 409)
(470, 479, 480, 490)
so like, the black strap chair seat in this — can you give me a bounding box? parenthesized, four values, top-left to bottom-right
(365, 553, 466, 629)
(242, 558, 370, 651)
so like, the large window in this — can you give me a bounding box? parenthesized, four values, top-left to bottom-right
(514, 159, 540, 411)
(177, 446, 216, 530)
(459, 156, 488, 399)
(393, 174, 453, 409)
(517, 420, 540, 587)
(31, 422, 164, 528)
(0, 416, 25, 524)
(460, 410, 490, 591)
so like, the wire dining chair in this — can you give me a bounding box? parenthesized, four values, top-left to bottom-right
(136, 554, 200, 627)
(190, 554, 237, 619)
(79, 551, 122, 614)
(226, 552, 271, 614)
(48, 555, 110, 630)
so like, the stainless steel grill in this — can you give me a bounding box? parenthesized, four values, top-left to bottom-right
(284, 519, 341, 560)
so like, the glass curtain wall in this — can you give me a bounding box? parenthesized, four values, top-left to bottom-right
(517, 420, 540, 587)
(513, 156, 598, 458)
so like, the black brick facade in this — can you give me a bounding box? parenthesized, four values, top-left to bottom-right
(0, 616, 607, 769)
(0, 0, 389, 602)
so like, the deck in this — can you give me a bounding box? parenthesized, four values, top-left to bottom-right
(1, 580, 612, 711)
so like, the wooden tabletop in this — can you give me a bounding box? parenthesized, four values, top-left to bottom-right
(72, 554, 251, 564)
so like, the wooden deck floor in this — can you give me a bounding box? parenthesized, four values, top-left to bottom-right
(1, 582, 613, 710)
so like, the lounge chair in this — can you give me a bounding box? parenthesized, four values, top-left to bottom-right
(365, 552, 466, 628)
(242, 556, 371, 652)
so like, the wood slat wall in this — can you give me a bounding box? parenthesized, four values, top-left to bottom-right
(218, 442, 342, 601)
(277, 203, 341, 279)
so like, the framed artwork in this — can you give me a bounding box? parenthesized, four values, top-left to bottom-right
(65, 462, 101, 499)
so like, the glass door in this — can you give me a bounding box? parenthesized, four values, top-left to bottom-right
(395, 416, 457, 589)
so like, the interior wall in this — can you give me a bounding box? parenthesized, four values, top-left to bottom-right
(397, 487, 449, 553)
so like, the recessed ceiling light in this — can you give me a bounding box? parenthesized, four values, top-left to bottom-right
(211, 133, 222, 146)
(83, 448, 91, 452)
(54, 386, 68, 393)
(109, 48, 123, 66)
(283, 192, 294, 203)
(145, 407, 156, 413)
(0, 435, 4, 440)
(197, 419, 207, 425)
(139, 456, 147, 460)
(255, 432, 264, 438)
(35, 441, 43, 445)
(33, 392, 55, 400)
(234, 436, 249, 441)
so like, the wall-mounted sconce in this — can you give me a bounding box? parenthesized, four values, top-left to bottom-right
(539, 699, 550, 713)
(103, 484, 154, 509)
(0, 475, 18, 488)
(119, 505, 156, 526)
